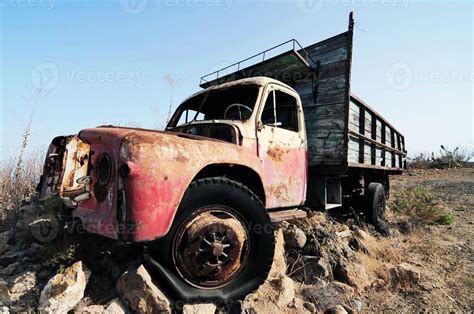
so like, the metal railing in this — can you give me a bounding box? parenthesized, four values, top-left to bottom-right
(200, 39, 316, 86)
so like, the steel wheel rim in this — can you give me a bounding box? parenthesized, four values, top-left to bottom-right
(171, 206, 251, 289)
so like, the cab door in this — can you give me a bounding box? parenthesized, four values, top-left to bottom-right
(256, 84, 307, 208)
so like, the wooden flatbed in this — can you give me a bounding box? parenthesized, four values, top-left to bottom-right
(199, 13, 406, 178)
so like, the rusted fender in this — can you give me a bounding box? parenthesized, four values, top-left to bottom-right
(77, 127, 265, 242)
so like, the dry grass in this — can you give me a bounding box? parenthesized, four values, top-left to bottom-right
(0, 150, 44, 220)
(356, 231, 425, 293)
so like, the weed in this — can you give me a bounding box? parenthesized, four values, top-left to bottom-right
(435, 212, 455, 225)
(43, 243, 78, 270)
(391, 186, 441, 226)
(40, 196, 64, 213)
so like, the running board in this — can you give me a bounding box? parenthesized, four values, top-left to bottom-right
(269, 209, 307, 222)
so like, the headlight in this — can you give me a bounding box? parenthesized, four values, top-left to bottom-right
(96, 153, 112, 185)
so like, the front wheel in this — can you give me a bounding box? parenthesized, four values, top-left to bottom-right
(149, 177, 275, 302)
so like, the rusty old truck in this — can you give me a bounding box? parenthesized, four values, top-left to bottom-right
(38, 13, 406, 302)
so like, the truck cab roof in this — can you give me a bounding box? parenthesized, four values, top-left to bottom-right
(183, 76, 296, 104)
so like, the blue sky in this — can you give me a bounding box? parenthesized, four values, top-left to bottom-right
(1, 0, 472, 159)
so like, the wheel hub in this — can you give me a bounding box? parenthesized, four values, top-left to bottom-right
(211, 242, 224, 256)
(173, 208, 250, 288)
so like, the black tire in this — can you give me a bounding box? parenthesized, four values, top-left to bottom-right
(149, 177, 275, 303)
(365, 182, 386, 224)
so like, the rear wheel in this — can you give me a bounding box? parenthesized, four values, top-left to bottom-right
(365, 182, 390, 235)
(149, 177, 274, 302)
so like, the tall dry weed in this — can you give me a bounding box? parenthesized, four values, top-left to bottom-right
(0, 150, 44, 219)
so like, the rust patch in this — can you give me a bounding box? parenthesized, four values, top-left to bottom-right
(175, 152, 189, 163)
(268, 184, 291, 202)
(266, 147, 287, 161)
(60, 136, 90, 197)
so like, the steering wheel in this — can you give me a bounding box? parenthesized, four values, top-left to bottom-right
(224, 103, 252, 120)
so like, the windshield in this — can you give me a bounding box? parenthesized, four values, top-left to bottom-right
(168, 84, 260, 128)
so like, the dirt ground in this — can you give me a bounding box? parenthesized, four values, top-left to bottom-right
(362, 168, 473, 312)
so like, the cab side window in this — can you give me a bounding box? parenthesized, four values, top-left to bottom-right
(275, 90, 298, 132)
(261, 89, 299, 132)
(261, 90, 275, 125)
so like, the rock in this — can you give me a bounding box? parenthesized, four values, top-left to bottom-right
(104, 298, 127, 314)
(370, 278, 386, 291)
(313, 257, 330, 279)
(333, 263, 357, 288)
(275, 276, 296, 307)
(268, 228, 286, 279)
(27, 242, 45, 255)
(284, 224, 307, 249)
(182, 303, 217, 314)
(348, 237, 369, 254)
(315, 226, 332, 241)
(76, 304, 105, 313)
(39, 261, 91, 313)
(0, 231, 11, 255)
(242, 275, 296, 312)
(76, 298, 126, 314)
(37, 269, 53, 280)
(290, 297, 314, 314)
(351, 297, 363, 312)
(289, 255, 330, 283)
(0, 271, 37, 305)
(389, 263, 421, 289)
(302, 238, 320, 256)
(325, 305, 348, 314)
(397, 221, 414, 235)
(0, 252, 22, 268)
(0, 306, 9, 314)
(352, 228, 370, 241)
(9, 272, 37, 303)
(0, 279, 9, 305)
(116, 264, 171, 314)
(303, 302, 317, 313)
(335, 230, 352, 239)
(300, 281, 355, 312)
(0, 263, 18, 277)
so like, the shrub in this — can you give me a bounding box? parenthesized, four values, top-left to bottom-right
(435, 212, 455, 225)
(391, 186, 441, 226)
